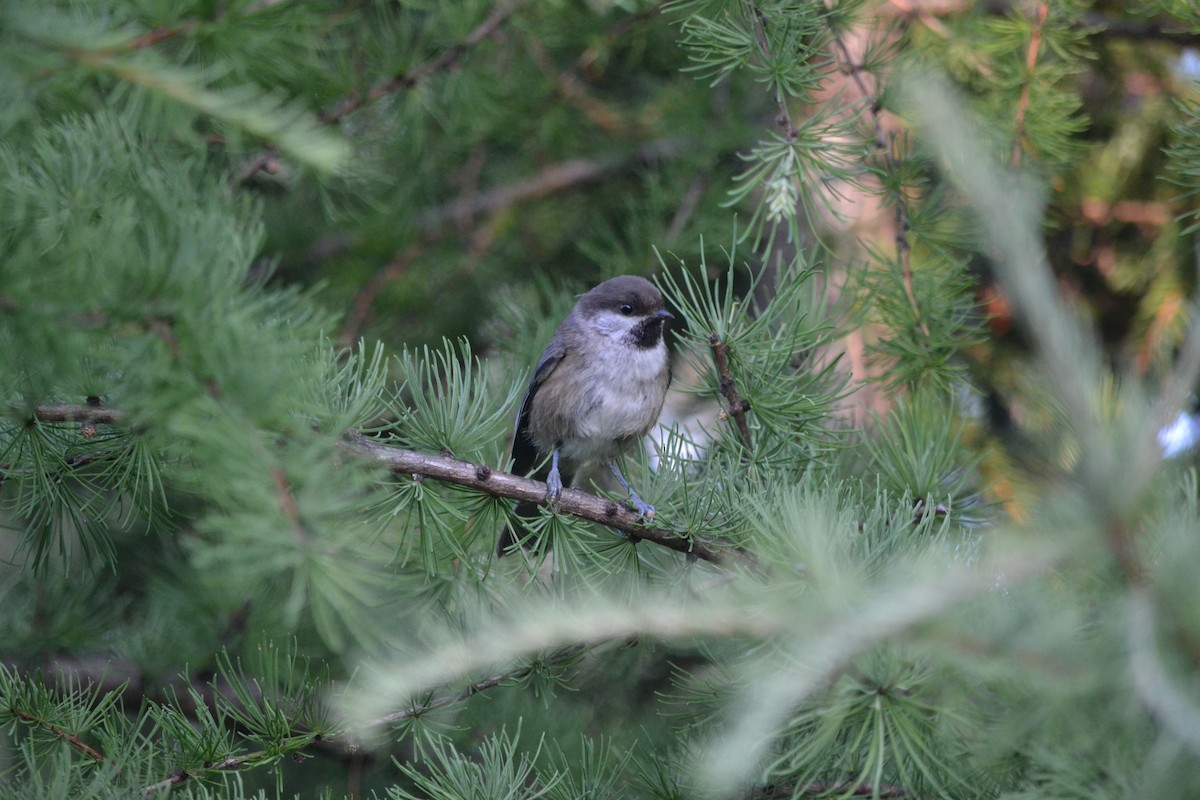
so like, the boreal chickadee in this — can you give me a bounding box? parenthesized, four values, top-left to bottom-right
(498, 275, 673, 553)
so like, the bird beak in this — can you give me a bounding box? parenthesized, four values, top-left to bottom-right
(655, 309, 674, 321)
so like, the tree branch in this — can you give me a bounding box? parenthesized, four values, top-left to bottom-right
(344, 431, 749, 568)
(319, 0, 530, 126)
(375, 644, 588, 726)
(1012, 3, 1049, 169)
(709, 334, 754, 454)
(827, 24, 929, 339)
(749, 9, 798, 144)
(32, 403, 127, 426)
(336, 243, 426, 349)
(234, 1, 531, 183)
(412, 139, 682, 232)
(25, 405, 750, 568)
(23, 644, 588, 792)
(142, 750, 270, 795)
(1078, 13, 1200, 46)
(746, 780, 909, 798)
(11, 709, 110, 766)
(333, 138, 683, 342)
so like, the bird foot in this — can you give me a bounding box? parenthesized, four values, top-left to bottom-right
(628, 491, 655, 522)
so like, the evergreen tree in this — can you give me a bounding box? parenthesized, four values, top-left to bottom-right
(3, 1, 1200, 798)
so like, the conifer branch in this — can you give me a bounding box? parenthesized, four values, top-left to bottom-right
(1012, 3, 1049, 168)
(709, 334, 754, 454)
(11, 709, 109, 766)
(24, 405, 746, 567)
(828, 25, 928, 339)
(32, 404, 127, 426)
(746, 781, 909, 798)
(412, 139, 683, 232)
(1077, 13, 1200, 46)
(335, 139, 684, 342)
(63, 47, 348, 173)
(577, 0, 668, 73)
(245, 0, 665, 183)
(749, 8, 799, 144)
(1128, 589, 1200, 753)
(272, 466, 315, 544)
(882, 0, 954, 40)
(319, 0, 531, 126)
(104, 1, 303, 53)
(23, 643, 590, 792)
(375, 644, 588, 726)
(123, 26, 185, 50)
(1103, 518, 1144, 585)
(663, 175, 708, 249)
(527, 0, 668, 135)
(237, 0, 529, 182)
(529, 39, 634, 135)
(345, 431, 748, 567)
(337, 244, 427, 348)
(141, 750, 269, 794)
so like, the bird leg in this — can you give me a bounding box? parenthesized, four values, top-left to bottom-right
(545, 449, 564, 506)
(605, 458, 655, 520)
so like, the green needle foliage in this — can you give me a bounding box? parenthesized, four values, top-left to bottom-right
(3, 0, 1200, 798)
(1166, 96, 1200, 234)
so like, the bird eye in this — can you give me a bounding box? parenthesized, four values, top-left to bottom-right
(619, 303, 634, 316)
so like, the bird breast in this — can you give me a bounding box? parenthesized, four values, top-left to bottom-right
(530, 340, 669, 463)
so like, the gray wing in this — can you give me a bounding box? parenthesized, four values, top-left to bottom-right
(499, 338, 568, 554)
(510, 337, 566, 477)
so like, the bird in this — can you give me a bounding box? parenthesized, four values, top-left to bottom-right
(498, 275, 673, 553)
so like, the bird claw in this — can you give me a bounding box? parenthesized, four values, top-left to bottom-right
(628, 491, 655, 522)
